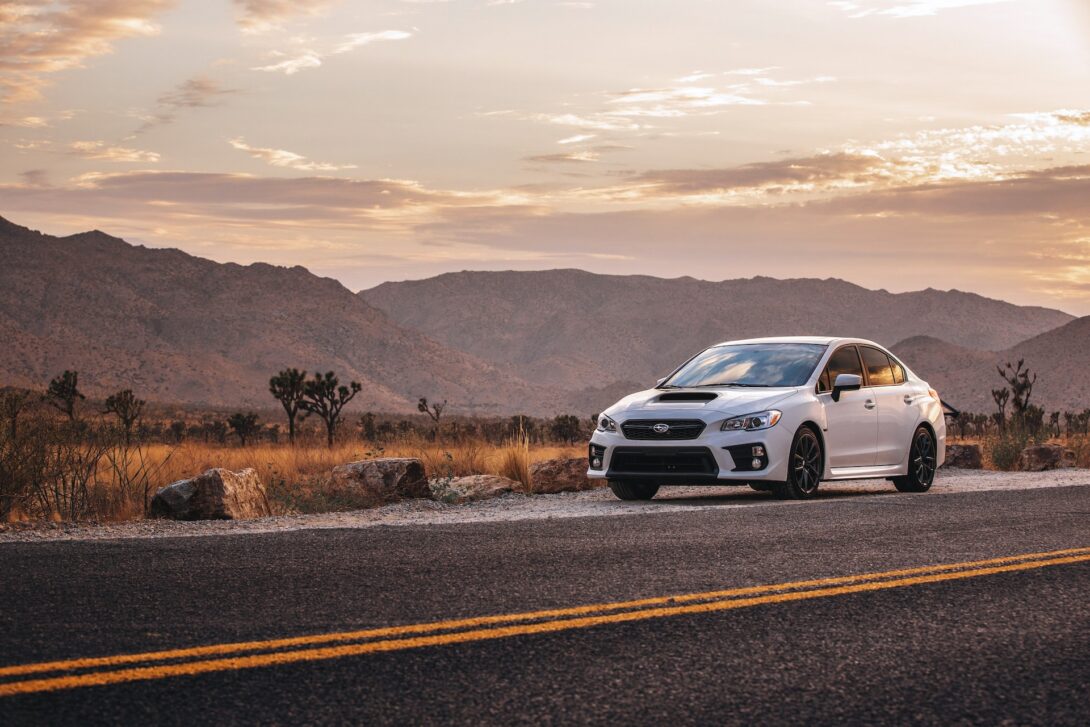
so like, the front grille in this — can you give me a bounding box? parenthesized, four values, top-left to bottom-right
(621, 419, 705, 440)
(609, 447, 718, 476)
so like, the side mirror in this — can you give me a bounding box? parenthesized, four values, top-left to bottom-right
(831, 373, 862, 402)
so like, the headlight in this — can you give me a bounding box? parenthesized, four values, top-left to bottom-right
(721, 410, 782, 432)
(596, 414, 618, 433)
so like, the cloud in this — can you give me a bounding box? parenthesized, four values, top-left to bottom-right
(829, 0, 1015, 19)
(253, 30, 412, 75)
(233, 0, 334, 34)
(69, 140, 160, 162)
(229, 138, 358, 171)
(525, 151, 600, 163)
(557, 134, 596, 145)
(0, 0, 174, 103)
(136, 76, 237, 132)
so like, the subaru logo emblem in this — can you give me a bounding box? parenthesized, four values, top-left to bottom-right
(652, 423, 670, 434)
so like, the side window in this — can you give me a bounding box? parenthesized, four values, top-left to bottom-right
(818, 346, 863, 393)
(891, 359, 906, 384)
(861, 346, 896, 386)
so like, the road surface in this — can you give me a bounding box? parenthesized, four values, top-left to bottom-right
(2, 483, 1089, 725)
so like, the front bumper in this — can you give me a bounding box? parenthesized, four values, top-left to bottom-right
(587, 423, 794, 483)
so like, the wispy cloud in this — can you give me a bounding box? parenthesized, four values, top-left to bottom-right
(0, 0, 174, 104)
(830, 0, 1014, 19)
(525, 151, 600, 163)
(233, 0, 335, 34)
(69, 140, 160, 163)
(135, 76, 237, 132)
(229, 138, 357, 171)
(253, 30, 412, 75)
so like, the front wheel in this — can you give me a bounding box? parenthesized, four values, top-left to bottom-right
(609, 481, 660, 501)
(892, 426, 937, 493)
(772, 427, 823, 500)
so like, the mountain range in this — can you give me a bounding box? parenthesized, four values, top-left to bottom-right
(1, 215, 1086, 415)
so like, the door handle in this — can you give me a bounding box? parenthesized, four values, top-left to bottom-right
(903, 394, 914, 405)
(864, 400, 876, 410)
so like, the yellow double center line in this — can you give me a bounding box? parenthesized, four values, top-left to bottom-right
(3, 546, 1089, 697)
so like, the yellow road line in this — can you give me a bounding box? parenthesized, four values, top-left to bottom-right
(1, 548, 1088, 697)
(2, 545, 1087, 681)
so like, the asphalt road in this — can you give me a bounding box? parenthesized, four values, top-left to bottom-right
(2, 484, 1089, 725)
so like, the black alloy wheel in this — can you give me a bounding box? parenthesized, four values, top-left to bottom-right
(893, 426, 937, 493)
(772, 427, 822, 500)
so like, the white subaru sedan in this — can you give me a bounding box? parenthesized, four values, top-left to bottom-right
(588, 337, 945, 501)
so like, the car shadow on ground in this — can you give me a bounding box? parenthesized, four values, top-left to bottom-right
(648, 485, 898, 506)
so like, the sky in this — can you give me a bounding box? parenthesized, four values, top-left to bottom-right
(2, 0, 1090, 312)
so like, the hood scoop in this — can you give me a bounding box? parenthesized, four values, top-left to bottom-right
(656, 391, 718, 402)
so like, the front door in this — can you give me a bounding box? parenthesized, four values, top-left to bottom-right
(817, 345, 878, 468)
(860, 345, 913, 466)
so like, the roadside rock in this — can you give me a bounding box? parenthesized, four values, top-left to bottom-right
(150, 468, 270, 520)
(1017, 444, 1076, 471)
(943, 444, 983, 469)
(329, 458, 429, 500)
(430, 475, 520, 504)
(529, 457, 602, 494)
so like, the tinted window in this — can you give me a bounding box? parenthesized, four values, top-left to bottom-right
(891, 358, 906, 384)
(861, 346, 896, 386)
(818, 346, 863, 393)
(665, 343, 827, 388)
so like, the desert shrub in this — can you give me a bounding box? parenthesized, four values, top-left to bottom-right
(498, 430, 532, 491)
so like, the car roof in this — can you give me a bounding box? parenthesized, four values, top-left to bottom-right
(710, 336, 884, 348)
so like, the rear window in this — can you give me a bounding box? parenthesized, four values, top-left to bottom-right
(861, 346, 896, 386)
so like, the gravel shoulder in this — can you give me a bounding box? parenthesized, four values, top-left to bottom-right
(3, 468, 1089, 543)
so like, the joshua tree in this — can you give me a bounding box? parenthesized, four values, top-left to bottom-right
(227, 412, 261, 447)
(991, 387, 1010, 429)
(359, 412, 377, 441)
(269, 368, 307, 445)
(45, 370, 84, 421)
(104, 389, 145, 444)
(550, 414, 584, 445)
(0, 388, 33, 439)
(300, 372, 362, 447)
(417, 397, 446, 438)
(997, 359, 1036, 420)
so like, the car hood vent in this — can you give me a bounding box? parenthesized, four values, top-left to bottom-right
(656, 392, 718, 402)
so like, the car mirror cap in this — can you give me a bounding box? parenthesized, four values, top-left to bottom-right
(831, 373, 862, 402)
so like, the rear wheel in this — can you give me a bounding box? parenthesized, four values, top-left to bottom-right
(772, 427, 823, 500)
(608, 481, 660, 501)
(892, 426, 936, 493)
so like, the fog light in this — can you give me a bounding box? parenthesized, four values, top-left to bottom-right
(751, 458, 762, 469)
(752, 445, 765, 457)
(592, 458, 602, 469)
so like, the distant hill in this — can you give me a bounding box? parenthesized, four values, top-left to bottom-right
(894, 318, 1090, 413)
(362, 270, 1074, 393)
(0, 216, 562, 414)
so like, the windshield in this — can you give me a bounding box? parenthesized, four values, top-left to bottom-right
(662, 343, 828, 388)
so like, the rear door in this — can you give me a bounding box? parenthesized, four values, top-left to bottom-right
(817, 345, 878, 468)
(860, 346, 913, 466)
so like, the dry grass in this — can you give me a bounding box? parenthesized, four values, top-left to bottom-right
(89, 436, 583, 518)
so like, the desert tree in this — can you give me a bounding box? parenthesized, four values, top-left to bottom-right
(417, 397, 446, 438)
(991, 387, 1010, 429)
(359, 411, 377, 441)
(104, 389, 145, 444)
(550, 414, 584, 445)
(997, 359, 1036, 421)
(301, 372, 362, 447)
(45, 370, 84, 421)
(269, 368, 307, 445)
(1, 387, 33, 439)
(227, 412, 261, 447)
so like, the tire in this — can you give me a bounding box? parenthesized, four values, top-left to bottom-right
(608, 481, 660, 501)
(893, 426, 937, 493)
(772, 427, 823, 500)
(749, 482, 773, 492)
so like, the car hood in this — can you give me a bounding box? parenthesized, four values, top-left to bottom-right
(604, 387, 800, 419)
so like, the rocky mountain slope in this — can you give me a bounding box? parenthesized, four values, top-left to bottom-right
(362, 270, 1074, 393)
(0, 217, 560, 414)
(894, 317, 1090, 413)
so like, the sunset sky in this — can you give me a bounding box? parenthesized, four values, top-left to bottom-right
(2, 0, 1089, 311)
